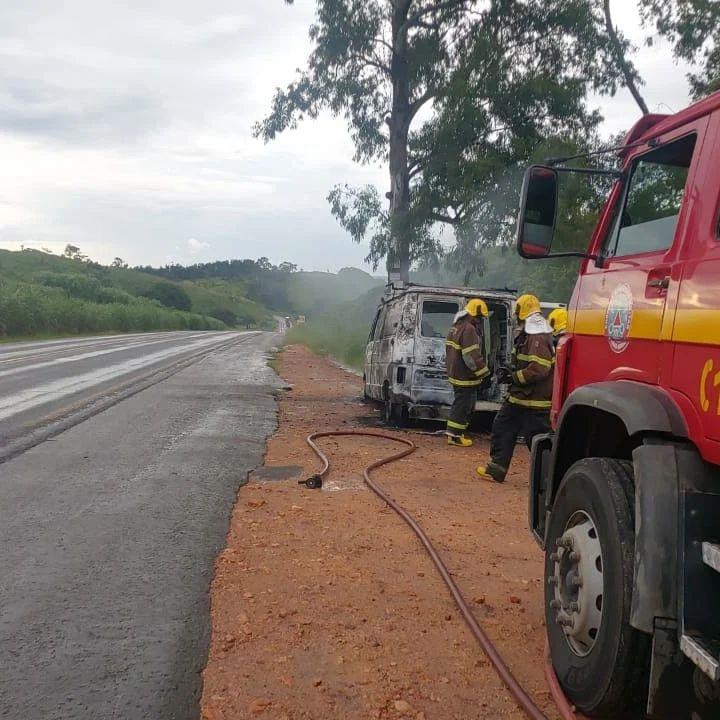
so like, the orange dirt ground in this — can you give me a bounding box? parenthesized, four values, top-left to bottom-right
(201, 344, 562, 720)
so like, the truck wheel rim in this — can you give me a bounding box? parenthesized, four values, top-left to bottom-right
(549, 510, 604, 657)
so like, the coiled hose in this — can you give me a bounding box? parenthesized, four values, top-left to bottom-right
(305, 429, 576, 720)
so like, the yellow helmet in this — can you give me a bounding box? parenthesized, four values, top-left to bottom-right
(548, 308, 568, 336)
(515, 294, 541, 321)
(465, 298, 489, 318)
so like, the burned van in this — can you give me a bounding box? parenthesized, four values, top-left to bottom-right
(363, 285, 516, 423)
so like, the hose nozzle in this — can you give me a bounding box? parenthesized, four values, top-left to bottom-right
(299, 474, 322, 490)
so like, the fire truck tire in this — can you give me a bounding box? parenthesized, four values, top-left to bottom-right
(544, 457, 650, 717)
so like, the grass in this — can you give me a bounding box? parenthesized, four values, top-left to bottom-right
(0, 280, 226, 337)
(266, 352, 282, 375)
(286, 285, 383, 371)
(286, 268, 382, 318)
(181, 279, 272, 328)
(0, 249, 274, 338)
(0, 250, 228, 338)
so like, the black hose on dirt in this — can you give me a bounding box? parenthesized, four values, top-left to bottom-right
(305, 429, 576, 720)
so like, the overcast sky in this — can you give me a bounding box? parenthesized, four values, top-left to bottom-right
(0, 1, 695, 271)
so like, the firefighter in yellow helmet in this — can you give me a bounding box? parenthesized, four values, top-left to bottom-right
(477, 294, 553, 481)
(548, 307, 568, 348)
(445, 298, 490, 447)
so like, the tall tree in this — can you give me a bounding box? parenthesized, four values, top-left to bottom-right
(257, 1, 621, 283)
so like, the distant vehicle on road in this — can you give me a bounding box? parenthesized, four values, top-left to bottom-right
(364, 284, 516, 424)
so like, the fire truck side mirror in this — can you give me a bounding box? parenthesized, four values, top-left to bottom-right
(517, 165, 558, 259)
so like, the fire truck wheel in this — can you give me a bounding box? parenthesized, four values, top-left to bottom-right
(545, 457, 650, 717)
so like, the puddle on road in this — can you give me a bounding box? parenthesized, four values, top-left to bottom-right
(252, 465, 303, 481)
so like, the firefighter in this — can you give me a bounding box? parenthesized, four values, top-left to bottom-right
(445, 298, 490, 447)
(548, 307, 568, 348)
(477, 294, 553, 481)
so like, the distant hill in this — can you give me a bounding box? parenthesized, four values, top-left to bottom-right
(136, 258, 383, 318)
(0, 249, 385, 340)
(287, 267, 383, 318)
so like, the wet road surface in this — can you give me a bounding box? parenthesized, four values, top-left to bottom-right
(0, 331, 280, 719)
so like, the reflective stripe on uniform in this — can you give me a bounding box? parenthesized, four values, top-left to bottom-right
(448, 377, 482, 387)
(475, 366, 490, 378)
(446, 340, 462, 350)
(461, 343, 480, 355)
(514, 369, 526, 385)
(516, 353, 554, 368)
(508, 396, 552, 408)
(446, 419, 468, 430)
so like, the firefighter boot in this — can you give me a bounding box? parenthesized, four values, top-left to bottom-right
(476, 462, 506, 483)
(447, 434, 473, 447)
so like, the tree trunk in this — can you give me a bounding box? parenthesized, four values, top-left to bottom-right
(603, 0, 649, 115)
(388, 1, 412, 284)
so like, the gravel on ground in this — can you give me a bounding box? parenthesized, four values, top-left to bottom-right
(201, 344, 560, 720)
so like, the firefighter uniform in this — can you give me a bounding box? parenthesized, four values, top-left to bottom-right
(445, 299, 490, 447)
(478, 295, 553, 481)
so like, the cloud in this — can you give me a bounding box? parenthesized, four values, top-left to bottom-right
(0, 0, 697, 272)
(187, 237, 210, 253)
(0, 79, 164, 145)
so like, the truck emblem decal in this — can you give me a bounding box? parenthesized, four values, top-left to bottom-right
(605, 284, 633, 354)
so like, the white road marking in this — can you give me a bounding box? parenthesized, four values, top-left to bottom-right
(0, 332, 188, 358)
(0, 333, 227, 378)
(0, 333, 243, 423)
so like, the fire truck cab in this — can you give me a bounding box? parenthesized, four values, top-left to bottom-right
(517, 91, 720, 718)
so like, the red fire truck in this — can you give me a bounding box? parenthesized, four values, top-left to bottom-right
(516, 91, 720, 718)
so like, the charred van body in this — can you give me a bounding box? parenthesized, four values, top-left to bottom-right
(363, 284, 516, 424)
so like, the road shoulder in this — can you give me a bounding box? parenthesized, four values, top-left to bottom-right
(201, 344, 559, 720)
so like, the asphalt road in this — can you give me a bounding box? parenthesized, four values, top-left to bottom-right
(0, 331, 281, 719)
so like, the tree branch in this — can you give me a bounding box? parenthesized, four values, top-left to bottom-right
(603, 0, 649, 115)
(429, 210, 462, 226)
(409, 88, 437, 120)
(406, 0, 469, 29)
(349, 53, 392, 76)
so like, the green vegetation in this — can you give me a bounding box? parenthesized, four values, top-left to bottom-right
(0, 277, 225, 337)
(0, 249, 270, 339)
(286, 286, 384, 371)
(0, 248, 387, 343)
(255, 0, 719, 330)
(286, 268, 382, 318)
(282, 267, 384, 371)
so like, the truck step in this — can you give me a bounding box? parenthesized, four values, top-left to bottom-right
(680, 634, 720, 681)
(702, 542, 720, 573)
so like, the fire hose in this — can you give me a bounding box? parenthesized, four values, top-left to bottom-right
(305, 430, 576, 720)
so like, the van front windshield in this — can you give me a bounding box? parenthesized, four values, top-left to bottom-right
(421, 300, 459, 338)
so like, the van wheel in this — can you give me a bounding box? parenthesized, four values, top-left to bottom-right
(545, 458, 649, 717)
